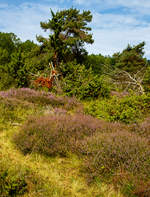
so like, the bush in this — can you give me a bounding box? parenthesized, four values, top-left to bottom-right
(60, 62, 110, 99)
(0, 157, 31, 197)
(0, 155, 52, 197)
(13, 113, 103, 156)
(0, 168, 27, 196)
(81, 131, 150, 196)
(85, 94, 150, 123)
(0, 96, 35, 125)
(0, 88, 79, 110)
(130, 117, 150, 143)
(0, 72, 16, 90)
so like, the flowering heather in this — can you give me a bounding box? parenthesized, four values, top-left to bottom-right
(82, 130, 150, 195)
(130, 117, 150, 143)
(0, 88, 79, 109)
(13, 113, 104, 156)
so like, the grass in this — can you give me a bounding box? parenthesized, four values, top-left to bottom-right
(0, 92, 124, 197)
(0, 125, 123, 197)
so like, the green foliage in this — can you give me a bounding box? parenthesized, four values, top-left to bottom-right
(60, 62, 110, 99)
(0, 33, 46, 90)
(37, 8, 93, 65)
(85, 94, 150, 123)
(113, 42, 147, 74)
(0, 32, 20, 56)
(0, 153, 51, 197)
(84, 54, 113, 75)
(0, 48, 9, 65)
(0, 32, 21, 89)
(0, 168, 27, 196)
(143, 65, 150, 91)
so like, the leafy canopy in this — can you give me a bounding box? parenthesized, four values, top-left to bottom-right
(37, 8, 94, 65)
(113, 42, 147, 74)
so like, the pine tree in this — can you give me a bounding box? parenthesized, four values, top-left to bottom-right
(113, 42, 147, 74)
(37, 8, 94, 66)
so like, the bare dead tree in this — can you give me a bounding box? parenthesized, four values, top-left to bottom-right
(101, 63, 147, 95)
(112, 67, 147, 95)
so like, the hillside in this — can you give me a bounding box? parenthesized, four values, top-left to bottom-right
(0, 88, 150, 197)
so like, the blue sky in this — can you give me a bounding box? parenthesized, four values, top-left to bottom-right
(1, 0, 150, 57)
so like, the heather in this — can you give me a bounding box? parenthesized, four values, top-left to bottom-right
(13, 105, 150, 196)
(81, 131, 150, 188)
(0, 88, 79, 110)
(13, 113, 103, 156)
(1, 7, 150, 197)
(0, 119, 122, 197)
(1, 88, 150, 196)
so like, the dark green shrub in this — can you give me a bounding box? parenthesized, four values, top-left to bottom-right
(0, 153, 53, 197)
(0, 72, 16, 90)
(13, 114, 103, 156)
(0, 169, 27, 196)
(85, 94, 150, 123)
(61, 62, 110, 99)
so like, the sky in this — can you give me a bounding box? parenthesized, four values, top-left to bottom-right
(1, 0, 150, 58)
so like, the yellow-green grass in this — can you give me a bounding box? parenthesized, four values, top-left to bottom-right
(0, 119, 124, 197)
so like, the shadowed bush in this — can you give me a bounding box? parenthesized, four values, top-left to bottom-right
(81, 131, 150, 196)
(13, 113, 103, 156)
(0, 158, 46, 197)
(0, 169, 27, 196)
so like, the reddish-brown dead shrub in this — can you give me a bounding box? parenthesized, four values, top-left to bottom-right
(13, 113, 104, 156)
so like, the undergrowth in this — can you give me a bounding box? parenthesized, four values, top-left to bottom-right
(1, 88, 150, 197)
(84, 94, 150, 123)
(0, 88, 124, 197)
(81, 131, 150, 196)
(0, 88, 79, 110)
(13, 113, 103, 156)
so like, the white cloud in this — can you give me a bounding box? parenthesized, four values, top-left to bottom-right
(0, 1, 150, 58)
(0, 3, 62, 42)
(114, 0, 150, 9)
(74, 0, 150, 15)
(92, 12, 147, 29)
(74, 0, 150, 8)
(86, 25, 150, 58)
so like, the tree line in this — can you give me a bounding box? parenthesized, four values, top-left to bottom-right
(0, 8, 150, 97)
